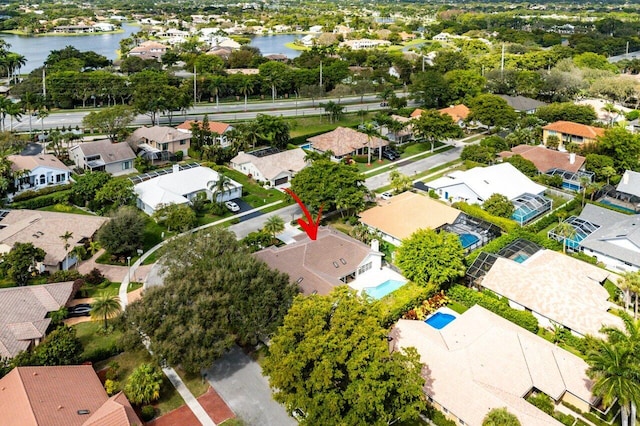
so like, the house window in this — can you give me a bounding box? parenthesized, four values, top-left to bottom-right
(55, 173, 66, 183)
(39, 175, 45, 185)
(122, 161, 132, 170)
(180, 140, 186, 145)
(357, 262, 372, 275)
(160, 143, 169, 151)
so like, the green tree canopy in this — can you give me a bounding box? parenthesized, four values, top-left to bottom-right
(152, 203, 197, 232)
(396, 229, 465, 286)
(0, 242, 46, 286)
(262, 287, 426, 425)
(121, 229, 298, 374)
(596, 127, 640, 173)
(124, 363, 163, 406)
(504, 155, 538, 177)
(483, 193, 515, 218)
(71, 171, 111, 207)
(468, 94, 518, 130)
(96, 206, 145, 256)
(94, 179, 135, 211)
(535, 102, 597, 125)
(482, 408, 522, 426)
(82, 105, 135, 142)
(290, 159, 368, 216)
(412, 109, 463, 152)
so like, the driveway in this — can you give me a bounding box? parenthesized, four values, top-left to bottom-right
(228, 204, 301, 240)
(230, 198, 263, 222)
(203, 346, 295, 426)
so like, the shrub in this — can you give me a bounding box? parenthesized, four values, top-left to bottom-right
(448, 285, 539, 333)
(104, 379, 120, 396)
(553, 411, 576, 426)
(425, 405, 457, 426)
(82, 343, 122, 363)
(140, 405, 156, 422)
(11, 183, 73, 202)
(379, 282, 435, 327)
(11, 190, 73, 209)
(48, 269, 83, 283)
(106, 361, 120, 380)
(85, 268, 106, 286)
(454, 201, 518, 232)
(175, 151, 184, 161)
(428, 189, 440, 199)
(527, 392, 554, 415)
(582, 412, 612, 426)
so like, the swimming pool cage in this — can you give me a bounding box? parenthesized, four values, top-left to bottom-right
(545, 168, 595, 192)
(511, 193, 553, 225)
(548, 216, 600, 251)
(436, 213, 502, 252)
(465, 239, 544, 284)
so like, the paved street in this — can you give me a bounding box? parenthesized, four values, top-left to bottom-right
(203, 346, 296, 426)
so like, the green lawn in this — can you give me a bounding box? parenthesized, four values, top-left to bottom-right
(447, 300, 469, 314)
(74, 321, 123, 361)
(288, 112, 375, 138)
(219, 167, 291, 209)
(39, 203, 94, 215)
(83, 281, 121, 298)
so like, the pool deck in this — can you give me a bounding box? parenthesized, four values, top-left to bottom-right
(349, 266, 407, 296)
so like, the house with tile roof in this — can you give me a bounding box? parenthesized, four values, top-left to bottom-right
(359, 192, 461, 245)
(542, 121, 605, 149)
(575, 204, 640, 273)
(7, 154, 71, 194)
(498, 95, 547, 113)
(134, 165, 242, 215)
(0, 282, 75, 358)
(230, 148, 308, 187)
(176, 119, 234, 147)
(254, 227, 383, 296)
(477, 249, 622, 338)
(127, 126, 191, 157)
(499, 145, 586, 174)
(392, 305, 597, 426)
(411, 105, 472, 128)
(0, 210, 107, 271)
(306, 127, 388, 160)
(69, 139, 136, 176)
(0, 365, 141, 425)
(128, 40, 168, 60)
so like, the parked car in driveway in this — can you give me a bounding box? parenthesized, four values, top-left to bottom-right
(380, 191, 393, 200)
(68, 304, 91, 318)
(382, 150, 398, 161)
(225, 201, 240, 212)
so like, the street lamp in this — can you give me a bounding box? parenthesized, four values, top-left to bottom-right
(126, 256, 131, 286)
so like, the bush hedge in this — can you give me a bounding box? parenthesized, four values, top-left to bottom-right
(582, 412, 613, 426)
(12, 183, 72, 202)
(448, 285, 539, 333)
(378, 282, 435, 327)
(82, 343, 123, 363)
(466, 228, 561, 264)
(11, 190, 72, 209)
(453, 201, 518, 232)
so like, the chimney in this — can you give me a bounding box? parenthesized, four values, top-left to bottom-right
(569, 153, 575, 165)
(172, 164, 180, 174)
(371, 239, 380, 252)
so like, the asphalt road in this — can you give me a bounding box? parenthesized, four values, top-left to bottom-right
(11, 92, 403, 131)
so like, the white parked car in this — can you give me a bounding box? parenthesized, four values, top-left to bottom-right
(380, 191, 393, 200)
(224, 201, 240, 212)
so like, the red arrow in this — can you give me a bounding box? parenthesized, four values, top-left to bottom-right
(283, 188, 323, 241)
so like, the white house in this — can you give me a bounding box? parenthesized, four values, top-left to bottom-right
(93, 22, 115, 32)
(134, 165, 242, 215)
(340, 39, 391, 50)
(230, 148, 308, 187)
(8, 154, 71, 194)
(425, 163, 546, 204)
(309, 25, 323, 33)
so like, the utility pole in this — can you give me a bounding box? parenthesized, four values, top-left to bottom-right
(193, 66, 197, 106)
(319, 61, 323, 87)
(42, 67, 46, 98)
(500, 43, 505, 78)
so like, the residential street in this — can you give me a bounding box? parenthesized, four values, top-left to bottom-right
(203, 346, 296, 426)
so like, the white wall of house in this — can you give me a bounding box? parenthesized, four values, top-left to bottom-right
(233, 161, 265, 181)
(213, 186, 242, 203)
(16, 166, 70, 192)
(582, 247, 639, 273)
(433, 184, 481, 204)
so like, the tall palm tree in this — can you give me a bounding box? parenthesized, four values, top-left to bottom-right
(71, 245, 87, 269)
(617, 272, 640, 313)
(263, 215, 285, 239)
(5, 101, 21, 131)
(209, 75, 225, 110)
(553, 222, 577, 254)
(0, 96, 13, 132)
(361, 122, 380, 165)
(208, 174, 235, 203)
(90, 293, 122, 331)
(59, 231, 73, 252)
(237, 76, 254, 112)
(586, 340, 640, 426)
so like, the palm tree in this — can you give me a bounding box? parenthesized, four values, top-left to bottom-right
(600, 310, 640, 349)
(59, 231, 73, 252)
(361, 122, 380, 165)
(90, 292, 122, 331)
(209, 174, 235, 203)
(88, 240, 101, 257)
(237, 76, 254, 112)
(209, 75, 225, 110)
(71, 245, 87, 269)
(482, 408, 521, 426)
(586, 340, 640, 426)
(5, 101, 21, 132)
(601, 166, 617, 186)
(263, 215, 285, 239)
(553, 222, 576, 254)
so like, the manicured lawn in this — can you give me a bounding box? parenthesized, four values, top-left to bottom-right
(219, 167, 291, 209)
(603, 279, 620, 302)
(402, 141, 444, 156)
(84, 281, 120, 297)
(74, 321, 123, 361)
(39, 203, 94, 215)
(141, 247, 165, 266)
(447, 300, 469, 314)
(175, 366, 210, 398)
(288, 112, 375, 138)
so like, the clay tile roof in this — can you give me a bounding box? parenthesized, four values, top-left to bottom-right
(410, 108, 425, 118)
(498, 145, 586, 173)
(438, 104, 470, 122)
(542, 121, 605, 139)
(307, 127, 388, 157)
(7, 154, 69, 173)
(177, 120, 231, 134)
(0, 366, 140, 426)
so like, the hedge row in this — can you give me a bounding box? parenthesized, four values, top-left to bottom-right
(378, 281, 435, 327)
(12, 183, 73, 202)
(82, 343, 123, 363)
(448, 285, 539, 333)
(11, 190, 72, 209)
(453, 201, 518, 233)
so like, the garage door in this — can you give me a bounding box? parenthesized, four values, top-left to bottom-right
(274, 176, 288, 186)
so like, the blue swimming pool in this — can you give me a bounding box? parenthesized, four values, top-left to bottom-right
(459, 233, 479, 249)
(299, 143, 312, 150)
(599, 199, 636, 214)
(364, 280, 406, 300)
(513, 254, 529, 263)
(425, 312, 456, 329)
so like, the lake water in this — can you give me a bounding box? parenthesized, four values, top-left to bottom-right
(0, 26, 301, 74)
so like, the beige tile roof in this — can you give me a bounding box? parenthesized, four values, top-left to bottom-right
(481, 249, 622, 337)
(359, 192, 460, 241)
(0, 210, 107, 267)
(0, 282, 74, 358)
(307, 127, 388, 157)
(69, 140, 135, 164)
(499, 145, 586, 173)
(0, 366, 141, 426)
(392, 306, 595, 426)
(127, 126, 191, 145)
(7, 154, 70, 173)
(254, 227, 373, 295)
(543, 121, 605, 139)
(231, 148, 308, 180)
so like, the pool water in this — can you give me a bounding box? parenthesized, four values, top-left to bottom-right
(299, 143, 312, 150)
(425, 312, 456, 329)
(459, 233, 479, 249)
(599, 199, 636, 214)
(364, 279, 406, 300)
(513, 254, 529, 263)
